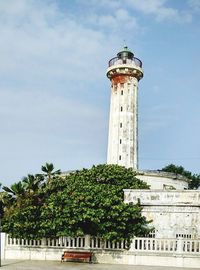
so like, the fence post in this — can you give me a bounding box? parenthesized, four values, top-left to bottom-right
(129, 238, 135, 252)
(1, 233, 6, 261)
(84, 235, 90, 249)
(177, 238, 183, 254)
(41, 239, 46, 247)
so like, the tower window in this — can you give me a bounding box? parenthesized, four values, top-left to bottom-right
(120, 106, 123, 111)
(120, 123, 122, 128)
(121, 90, 123, 95)
(120, 83, 124, 88)
(120, 139, 122, 144)
(119, 155, 121, 160)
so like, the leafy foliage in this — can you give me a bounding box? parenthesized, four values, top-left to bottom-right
(2, 164, 150, 242)
(41, 163, 61, 182)
(161, 164, 200, 189)
(1, 174, 46, 239)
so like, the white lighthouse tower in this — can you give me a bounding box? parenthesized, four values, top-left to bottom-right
(106, 46, 143, 170)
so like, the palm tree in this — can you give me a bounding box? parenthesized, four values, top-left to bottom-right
(22, 174, 44, 194)
(3, 181, 25, 198)
(2, 181, 26, 210)
(41, 163, 61, 182)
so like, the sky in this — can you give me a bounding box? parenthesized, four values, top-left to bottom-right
(0, 0, 200, 186)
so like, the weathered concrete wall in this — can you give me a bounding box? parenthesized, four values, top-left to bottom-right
(124, 190, 200, 205)
(95, 251, 200, 268)
(136, 170, 189, 190)
(5, 246, 62, 261)
(124, 190, 200, 238)
(4, 247, 200, 268)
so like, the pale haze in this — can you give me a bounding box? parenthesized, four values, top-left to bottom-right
(1, 0, 200, 186)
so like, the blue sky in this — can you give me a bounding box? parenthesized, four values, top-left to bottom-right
(1, 0, 200, 186)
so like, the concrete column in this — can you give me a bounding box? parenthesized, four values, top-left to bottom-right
(177, 238, 184, 253)
(41, 239, 46, 246)
(129, 238, 136, 251)
(84, 235, 91, 249)
(1, 233, 6, 260)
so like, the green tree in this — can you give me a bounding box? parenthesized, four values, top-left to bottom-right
(2, 178, 43, 239)
(2, 169, 47, 239)
(2, 164, 151, 243)
(40, 164, 150, 242)
(161, 164, 200, 189)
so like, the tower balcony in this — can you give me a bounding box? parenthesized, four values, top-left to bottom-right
(107, 56, 143, 81)
(108, 56, 142, 68)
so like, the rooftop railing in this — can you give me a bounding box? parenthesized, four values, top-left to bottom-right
(108, 57, 142, 68)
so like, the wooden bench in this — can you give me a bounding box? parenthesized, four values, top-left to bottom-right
(61, 251, 93, 263)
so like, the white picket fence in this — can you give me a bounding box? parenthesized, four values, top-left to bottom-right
(132, 237, 200, 254)
(6, 235, 200, 255)
(6, 235, 126, 250)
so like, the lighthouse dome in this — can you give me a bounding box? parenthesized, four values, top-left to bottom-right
(117, 46, 134, 61)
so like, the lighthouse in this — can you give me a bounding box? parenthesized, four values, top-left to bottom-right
(106, 46, 143, 170)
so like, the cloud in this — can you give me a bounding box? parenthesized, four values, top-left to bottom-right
(0, 85, 107, 183)
(73, 2, 139, 35)
(0, 0, 116, 184)
(0, 88, 102, 132)
(0, 1, 109, 84)
(126, 0, 192, 23)
(77, 0, 193, 27)
(88, 8, 138, 32)
(187, 0, 200, 12)
(78, 0, 121, 9)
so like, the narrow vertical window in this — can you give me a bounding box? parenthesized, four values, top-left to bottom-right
(120, 106, 123, 111)
(121, 90, 123, 95)
(119, 155, 121, 160)
(120, 123, 122, 128)
(120, 139, 122, 144)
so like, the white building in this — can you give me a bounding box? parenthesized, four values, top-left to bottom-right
(124, 189, 200, 239)
(106, 47, 200, 240)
